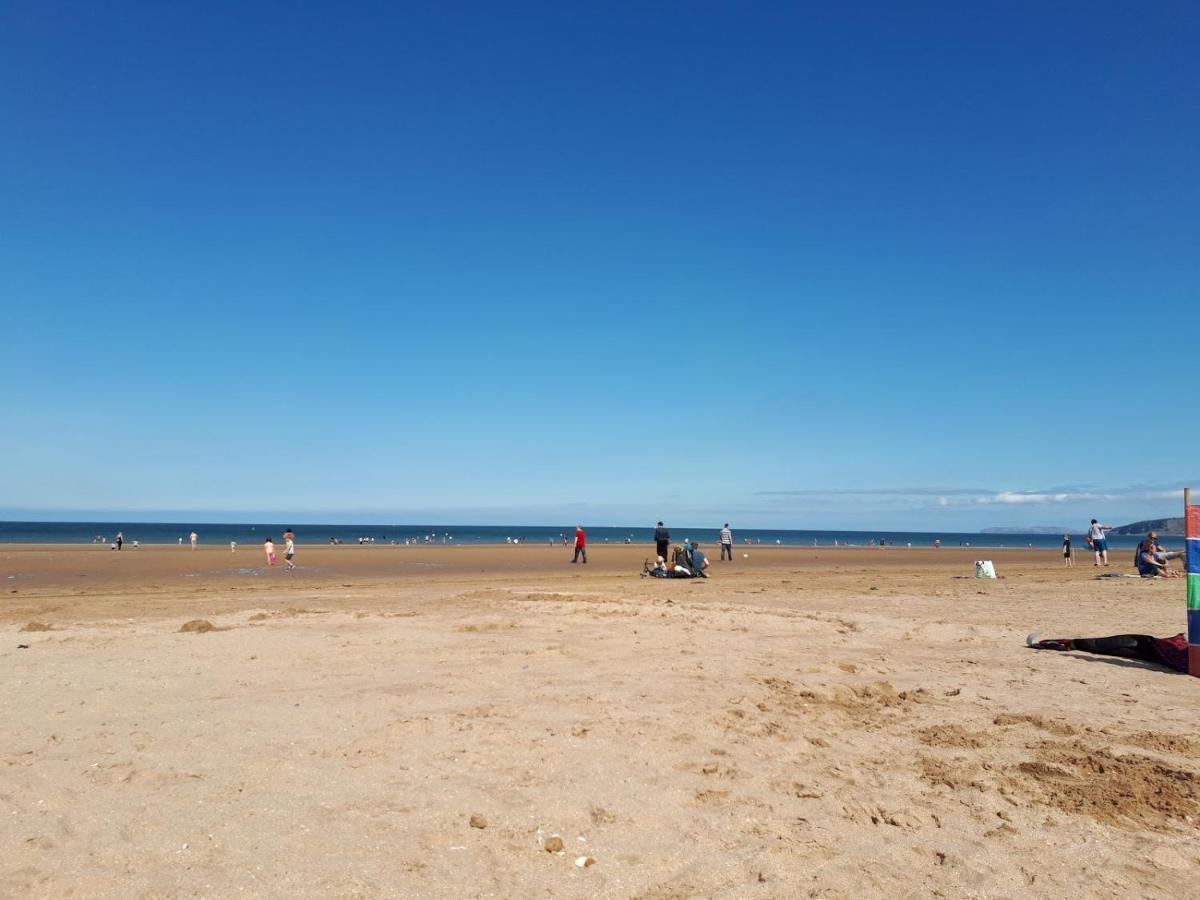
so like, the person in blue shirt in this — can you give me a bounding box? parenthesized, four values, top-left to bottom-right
(1134, 532, 1184, 577)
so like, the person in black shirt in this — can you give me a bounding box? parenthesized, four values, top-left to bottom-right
(654, 522, 670, 563)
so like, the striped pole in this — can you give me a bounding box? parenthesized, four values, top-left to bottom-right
(1188, 488, 1200, 677)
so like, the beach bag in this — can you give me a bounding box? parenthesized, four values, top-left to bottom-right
(974, 560, 997, 579)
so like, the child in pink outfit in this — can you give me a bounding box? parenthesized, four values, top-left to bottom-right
(264, 538, 276, 566)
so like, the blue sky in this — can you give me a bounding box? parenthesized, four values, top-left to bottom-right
(2, 1, 1197, 530)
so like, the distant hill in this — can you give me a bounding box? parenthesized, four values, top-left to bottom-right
(1111, 517, 1185, 536)
(981, 526, 1069, 535)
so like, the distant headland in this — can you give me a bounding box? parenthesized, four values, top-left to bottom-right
(1109, 517, 1185, 536)
(983, 517, 1186, 536)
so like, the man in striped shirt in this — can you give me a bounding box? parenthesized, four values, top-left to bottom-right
(719, 524, 733, 561)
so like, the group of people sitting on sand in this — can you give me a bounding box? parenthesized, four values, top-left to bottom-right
(1134, 530, 1186, 577)
(641, 540, 711, 578)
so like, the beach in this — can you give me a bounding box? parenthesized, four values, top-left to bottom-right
(2, 544, 1196, 898)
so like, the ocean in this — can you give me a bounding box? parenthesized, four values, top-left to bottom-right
(0, 521, 1174, 551)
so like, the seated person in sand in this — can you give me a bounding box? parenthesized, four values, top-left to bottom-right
(690, 542, 711, 578)
(1134, 532, 1184, 577)
(1027, 630, 1188, 673)
(642, 556, 669, 577)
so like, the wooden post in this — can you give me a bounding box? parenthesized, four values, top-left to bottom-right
(1188, 488, 1199, 676)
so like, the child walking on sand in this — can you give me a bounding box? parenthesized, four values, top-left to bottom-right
(264, 537, 276, 567)
(283, 528, 296, 571)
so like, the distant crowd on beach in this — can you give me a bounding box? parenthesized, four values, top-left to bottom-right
(89, 516, 1185, 580)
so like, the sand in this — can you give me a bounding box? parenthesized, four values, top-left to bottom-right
(2, 543, 1197, 898)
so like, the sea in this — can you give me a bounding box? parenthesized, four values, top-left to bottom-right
(0, 521, 1175, 551)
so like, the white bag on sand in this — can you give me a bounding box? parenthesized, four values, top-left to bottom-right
(975, 560, 997, 579)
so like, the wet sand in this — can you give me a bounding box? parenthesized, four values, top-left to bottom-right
(2, 544, 1196, 898)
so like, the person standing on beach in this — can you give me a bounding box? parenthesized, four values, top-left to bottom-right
(572, 526, 587, 564)
(264, 537, 276, 567)
(1087, 519, 1111, 566)
(655, 521, 670, 563)
(115, 532, 124, 551)
(190, 531, 198, 550)
(283, 528, 296, 571)
(719, 524, 733, 561)
(1062, 533, 1073, 567)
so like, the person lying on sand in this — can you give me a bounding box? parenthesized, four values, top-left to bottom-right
(1026, 631, 1188, 673)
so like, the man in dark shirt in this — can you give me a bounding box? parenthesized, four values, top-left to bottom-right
(654, 522, 670, 563)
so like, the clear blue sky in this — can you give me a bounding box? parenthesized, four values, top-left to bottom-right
(2, 2, 1197, 530)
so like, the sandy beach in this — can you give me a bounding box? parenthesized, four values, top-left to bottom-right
(2, 543, 1196, 898)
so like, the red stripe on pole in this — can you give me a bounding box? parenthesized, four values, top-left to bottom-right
(1188, 505, 1200, 539)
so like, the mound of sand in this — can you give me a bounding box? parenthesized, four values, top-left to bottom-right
(178, 619, 215, 633)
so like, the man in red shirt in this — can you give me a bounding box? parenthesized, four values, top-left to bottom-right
(572, 526, 587, 564)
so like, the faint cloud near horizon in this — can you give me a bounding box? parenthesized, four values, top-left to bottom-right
(756, 487, 989, 497)
(755, 482, 1194, 507)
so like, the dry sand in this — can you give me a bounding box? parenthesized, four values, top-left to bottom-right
(2, 543, 1197, 898)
